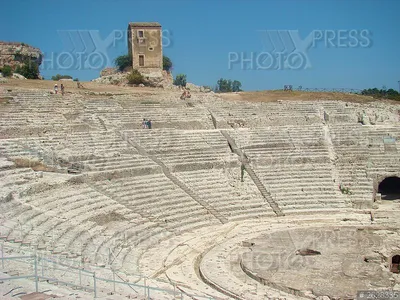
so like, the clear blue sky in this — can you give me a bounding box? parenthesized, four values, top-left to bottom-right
(2, 0, 400, 91)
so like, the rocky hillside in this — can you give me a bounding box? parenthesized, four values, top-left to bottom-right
(92, 68, 175, 88)
(92, 67, 212, 92)
(0, 41, 43, 70)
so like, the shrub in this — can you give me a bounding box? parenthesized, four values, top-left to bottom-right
(114, 54, 132, 72)
(1, 65, 12, 77)
(14, 52, 32, 63)
(51, 74, 73, 81)
(361, 87, 400, 101)
(127, 69, 144, 85)
(163, 56, 172, 72)
(14, 61, 39, 79)
(174, 74, 187, 87)
(73, 78, 79, 82)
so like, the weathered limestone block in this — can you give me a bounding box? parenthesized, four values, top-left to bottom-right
(100, 67, 118, 77)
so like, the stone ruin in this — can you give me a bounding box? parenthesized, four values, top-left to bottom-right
(0, 86, 399, 299)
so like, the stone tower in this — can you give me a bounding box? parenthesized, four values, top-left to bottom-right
(127, 22, 162, 74)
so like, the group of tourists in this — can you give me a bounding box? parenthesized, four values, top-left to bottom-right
(54, 83, 65, 95)
(142, 118, 152, 129)
(54, 81, 84, 95)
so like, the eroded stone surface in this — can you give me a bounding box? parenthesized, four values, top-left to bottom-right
(241, 226, 399, 298)
(0, 85, 399, 299)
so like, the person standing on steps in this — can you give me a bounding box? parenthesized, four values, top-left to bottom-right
(60, 83, 65, 96)
(147, 119, 152, 129)
(54, 84, 58, 94)
(240, 163, 245, 182)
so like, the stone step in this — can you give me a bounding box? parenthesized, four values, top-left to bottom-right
(4, 270, 19, 276)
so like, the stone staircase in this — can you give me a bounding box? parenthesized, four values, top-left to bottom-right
(330, 123, 400, 206)
(121, 133, 228, 224)
(2, 89, 400, 299)
(220, 130, 284, 216)
(207, 100, 322, 128)
(174, 169, 276, 221)
(121, 129, 238, 171)
(243, 166, 284, 216)
(254, 164, 348, 214)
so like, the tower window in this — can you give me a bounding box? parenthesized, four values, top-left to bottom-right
(139, 55, 145, 67)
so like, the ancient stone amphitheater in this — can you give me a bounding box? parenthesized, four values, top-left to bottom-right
(0, 86, 400, 299)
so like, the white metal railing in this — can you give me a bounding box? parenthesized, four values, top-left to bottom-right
(0, 242, 215, 299)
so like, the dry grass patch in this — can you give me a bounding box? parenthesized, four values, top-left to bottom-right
(219, 90, 377, 104)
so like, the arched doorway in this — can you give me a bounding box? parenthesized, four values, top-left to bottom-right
(378, 177, 400, 200)
(390, 255, 400, 273)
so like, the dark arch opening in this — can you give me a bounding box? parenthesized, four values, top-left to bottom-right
(378, 177, 400, 200)
(391, 255, 400, 273)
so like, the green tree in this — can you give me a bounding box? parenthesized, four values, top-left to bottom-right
(163, 56, 172, 72)
(174, 74, 187, 87)
(1, 65, 12, 77)
(15, 61, 39, 79)
(361, 87, 400, 101)
(386, 88, 398, 97)
(232, 80, 242, 92)
(127, 69, 144, 85)
(216, 78, 232, 92)
(114, 54, 132, 72)
(215, 78, 242, 93)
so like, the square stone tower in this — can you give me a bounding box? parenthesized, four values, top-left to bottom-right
(128, 22, 162, 74)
